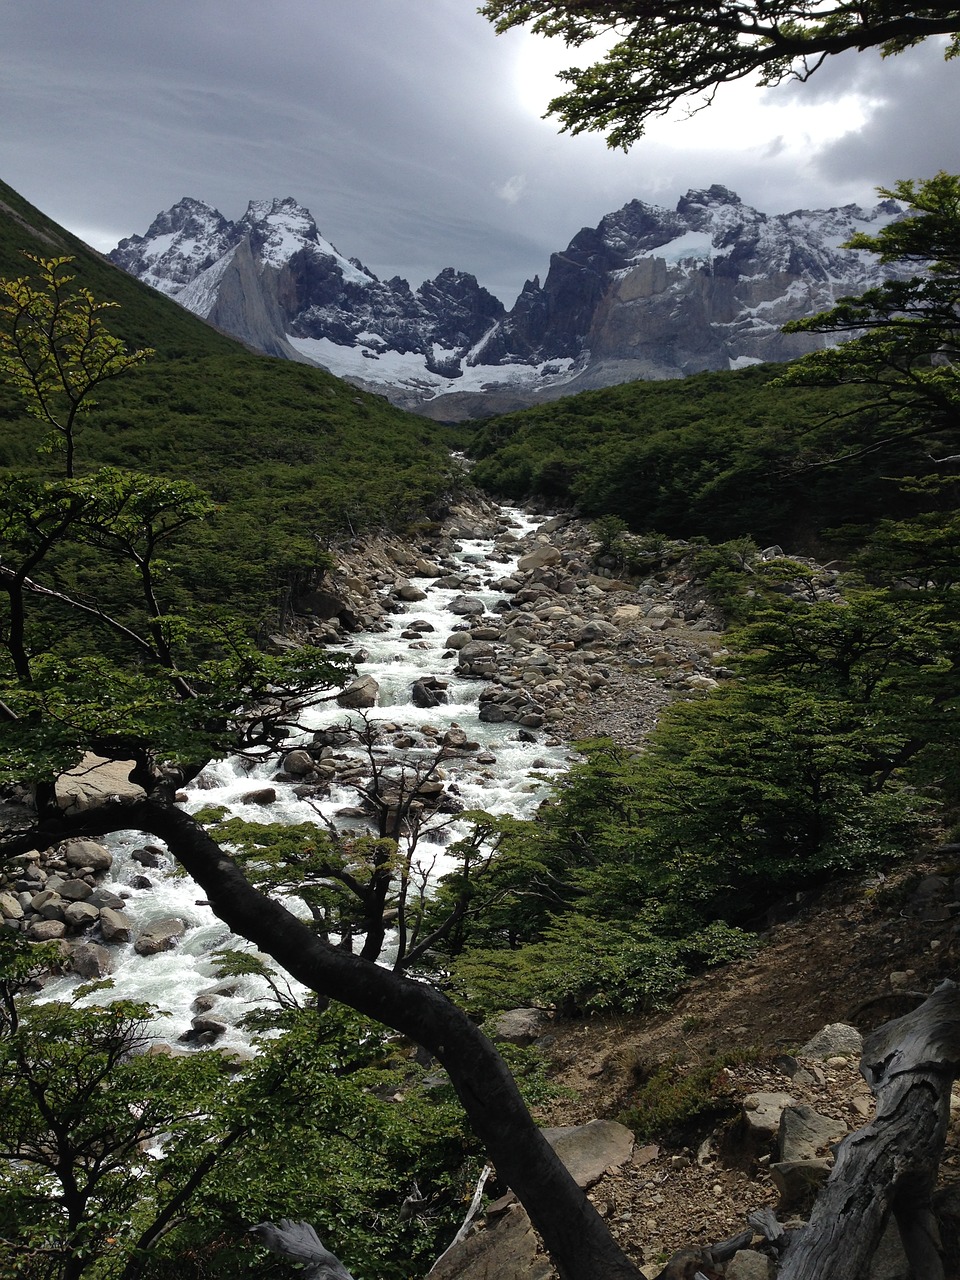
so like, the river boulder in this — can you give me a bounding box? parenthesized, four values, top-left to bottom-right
(100, 907, 134, 944)
(337, 675, 380, 708)
(449, 595, 486, 617)
(135, 917, 187, 956)
(68, 942, 115, 978)
(62, 839, 113, 872)
(518, 544, 562, 572)
(56, 754, 146, 812)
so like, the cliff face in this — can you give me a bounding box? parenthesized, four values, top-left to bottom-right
(110, 186, 909, 418)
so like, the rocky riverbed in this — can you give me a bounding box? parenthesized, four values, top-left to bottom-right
(3, 492, 958, 1279)
(1, 491, 839, 1001)
(286, 492, 733, 745)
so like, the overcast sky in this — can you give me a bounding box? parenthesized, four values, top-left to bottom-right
(3, 2, 959, 304)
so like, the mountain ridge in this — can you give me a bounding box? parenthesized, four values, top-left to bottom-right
(110, 186, 909, 419)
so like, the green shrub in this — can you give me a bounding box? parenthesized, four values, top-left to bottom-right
(620, 1050, 764, 1143)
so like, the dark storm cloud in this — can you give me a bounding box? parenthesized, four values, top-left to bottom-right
(2, 3, 958, 304)
(804, 43, 960, 190)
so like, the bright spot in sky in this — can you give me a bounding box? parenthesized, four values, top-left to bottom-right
(644, 79, 875, 154)
(510, 25, 874, 158)
(495, 174, 528, 203)
(511, 29, 613, 118)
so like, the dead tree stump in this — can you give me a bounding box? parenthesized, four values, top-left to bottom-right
(778, 980, 960, 1280)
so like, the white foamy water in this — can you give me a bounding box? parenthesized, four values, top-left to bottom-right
(43, 508, 571, 1049)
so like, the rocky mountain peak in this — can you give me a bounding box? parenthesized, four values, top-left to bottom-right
(110, 186, 911, 420)
(594, 199, 685, 256)
(109, 196, 234, 292)
(146, 195, 229, 238)
(678, 184, 743, 211)
(236, 197, 327, 270)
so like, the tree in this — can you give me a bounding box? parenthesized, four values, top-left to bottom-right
(780, 172, 960, 463)
(0, 256, 152, 478)
(0, 938, 478, 1280)
(481, 2, 960, 148)
(0, 932, 238, 1280)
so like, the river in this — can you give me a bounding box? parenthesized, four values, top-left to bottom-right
(43, 506, 573, 1052)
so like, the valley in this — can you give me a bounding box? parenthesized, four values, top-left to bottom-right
(0, 164, 958, 1280)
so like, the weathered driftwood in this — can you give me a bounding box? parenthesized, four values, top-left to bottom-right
(249, 1219, 356, 1280)
(778, 980, 960, 1280)
(426, 1163, 494, 1275)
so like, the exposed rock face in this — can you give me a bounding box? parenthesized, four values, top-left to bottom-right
(110, 187, 911, 419)
(474, 185, 889, 385)
(56, 754, 146, 813)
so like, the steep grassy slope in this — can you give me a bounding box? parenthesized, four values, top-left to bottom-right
(0, 179, 459, 621)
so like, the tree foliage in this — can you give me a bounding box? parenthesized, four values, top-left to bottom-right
(468, 365, 917, 549)
(438, 572, 947, 1017)
(0, 242, 462, 630)
(0, 255, 152, 478)
(0, 934, 481, 1280)
(0, 945, 231, 1280)
(0, 258, 645, 1280)
(482, 2, 960, 148)
(779, 172, 960, 460)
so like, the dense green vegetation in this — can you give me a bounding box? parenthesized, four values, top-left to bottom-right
(468, 365, 943, 551)
(0, 937, 485, 1280)
(426, 558, 951, 1017)
(0, 213, 633, 1280)
(446, 173, 960, 1023)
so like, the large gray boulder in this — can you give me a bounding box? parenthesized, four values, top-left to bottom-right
(518, 545, 562, 572)
(425, 1202, 552, 1280)
(62, 839, 113, 872)
(282, 748, 316, 776)
(68, 941, 115, 979)
(449, 595, 486, 617)
(100, 907, 134, 944)
(28, 919, 66, 941)
(800, 1022, 863, 1059)
(425, 1120, 634, 1280)
(0, 891, 24, 921)
(778, 1104, 847, 1162)
(727, 1250, 775, 1280)
(134, 917, 186, 956)
(63, 901, 100, 931)
(739, 1091, 796, 1162)
(541, 1119, 635, 1188)
(336, 675, 379, 708)
(492, 1008, 552, 1047)
(56, 754, 146, 812)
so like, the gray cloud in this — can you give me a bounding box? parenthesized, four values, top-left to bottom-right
(2, 4, 958, 305)
(808, 44, 960, 188)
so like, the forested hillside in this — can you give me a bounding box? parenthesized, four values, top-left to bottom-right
(468, 364, 939, 552)
(456, 174, 960, 1037)
(0, 178, 459, 628)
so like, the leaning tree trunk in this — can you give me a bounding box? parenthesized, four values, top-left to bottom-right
(779, 980, 960, 1280)
(18, 798, 642, 1280)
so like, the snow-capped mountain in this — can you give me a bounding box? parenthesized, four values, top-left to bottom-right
(110, 186, 905, 419)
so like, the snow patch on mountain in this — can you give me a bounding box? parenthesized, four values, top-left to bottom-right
(288, 333, 577, 400)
